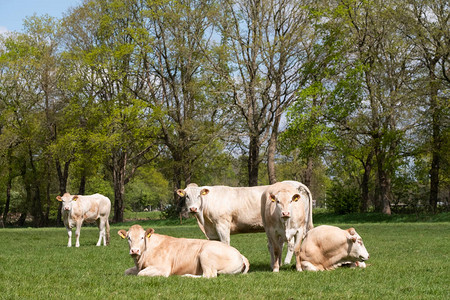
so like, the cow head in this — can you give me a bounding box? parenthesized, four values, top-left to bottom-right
(270, 191, 301, 220)
(118, 225, 154, 257)
(56, 193, 78, 212)
(346, 228, 370, 262)
(176, 184, 204, 214)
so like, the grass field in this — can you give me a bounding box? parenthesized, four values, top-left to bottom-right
(0, 215, 449, 299)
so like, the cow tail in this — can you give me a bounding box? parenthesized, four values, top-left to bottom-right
(241, 255, 250, 274)
(106, 220, 110, 245)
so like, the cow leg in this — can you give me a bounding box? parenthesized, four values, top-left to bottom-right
(96, 218, 106, 246)
(137, 266, 170, 277)
(182, 274, 202, 278)
(301, 261, 318, 271)
(66, 227, 72, 247)
(294, 229, 304, 272)
(284, 238, 294, 264)
(266, 238, 276, 270)
(215, 222, 231, 245)
(75, 221, 82, 247)
(202, 268, 218, 278)
(271, 238, 283, 272)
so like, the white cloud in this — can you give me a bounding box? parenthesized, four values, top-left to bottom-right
(0, 26, 9, 35)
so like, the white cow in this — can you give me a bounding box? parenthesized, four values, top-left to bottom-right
(118, 225, 250, 278)
(261, 182, 308, 272)
(56, 193, 111, 247)
(300, 225, 370, 271)
(176, 180, 313, 256)
(177, 184, 268, 245)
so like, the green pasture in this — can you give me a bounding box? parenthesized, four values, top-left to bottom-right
(0, 217, 449, 299)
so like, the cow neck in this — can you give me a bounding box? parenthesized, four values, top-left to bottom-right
(137, 233, 161, 270)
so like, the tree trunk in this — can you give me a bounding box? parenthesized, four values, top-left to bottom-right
(55, 159, 70, 225)
(78, 171, 86, 195)
(112, 152, 126, 223)
(2, 147, 13, 225)
(267, 113, 281, 185)
(429, 71, 441, 212)
(248, 136, 260, 186)
(28, 146, 44, 227)
(361, 151, 374, 212)
(113, 181, 125, 223)
(44, 170, 51, 226)
(3, 177, 11, 226)
(376, 152, 391, 215)
(303, 157, 314, 188)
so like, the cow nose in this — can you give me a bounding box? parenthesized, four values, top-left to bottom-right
(130, 248, 140, 255)
(281, 212, 290, 218)
(64, 207, 70, 211)
(189, 207, 198, 213)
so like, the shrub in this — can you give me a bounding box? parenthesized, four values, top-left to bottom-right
(326, 182, 360, 214)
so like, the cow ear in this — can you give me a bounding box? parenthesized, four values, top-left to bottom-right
(347, 234, 357, 243)
(72, 195, 78, 201)
(146, 228, 154, 238)
(176, 189, 185, 197)
(270, 194, 276, 202)
(118, 230, 127, 239)
(200, 188, 209, 196)
(56, 196, 62, 202)
(346, 228, 357, 242)
(292, 194, 300, 202)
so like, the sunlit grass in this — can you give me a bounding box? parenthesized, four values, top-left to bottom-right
(0, 219, 449, 299)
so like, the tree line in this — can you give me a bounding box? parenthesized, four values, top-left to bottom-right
(0, 0, 448, 226)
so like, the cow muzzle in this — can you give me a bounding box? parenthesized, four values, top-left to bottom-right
(281, 212, 290, 218)
(189, 207, 198, 213)
(130, 248, 140, 256)
(359, 254, 369, 261)
(64, 206, 70, 211)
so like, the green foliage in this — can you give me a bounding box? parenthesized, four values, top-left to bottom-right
(125, 166, 171, 211)
(1, 0, 449, 224)
(326, 181, 361, 214)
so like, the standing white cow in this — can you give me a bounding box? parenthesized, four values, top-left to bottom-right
(300, 225, 370, 271)
(261, 182, 308, 272)
(176, 180, 313, 250)
(177, 184, 268, 245)
(56, 193, 111, 247)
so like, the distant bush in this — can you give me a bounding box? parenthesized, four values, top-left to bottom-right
(326, 182, 360, 214)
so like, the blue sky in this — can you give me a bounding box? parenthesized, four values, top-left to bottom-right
(0, 0, 81, 34)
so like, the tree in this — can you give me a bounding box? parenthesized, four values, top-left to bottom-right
(61, 0, 160, 222)
(143, 0, 231, 195)
(0, 15, 63, 226)
(396, 0, 449, 211)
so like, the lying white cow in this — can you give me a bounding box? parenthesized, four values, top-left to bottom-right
(176, 181, 313, 248)
(118, 225, 250, 278)
(300, 225, 370, 271)
(261, 182, 308, 272)
(56, 193, 111, 247)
